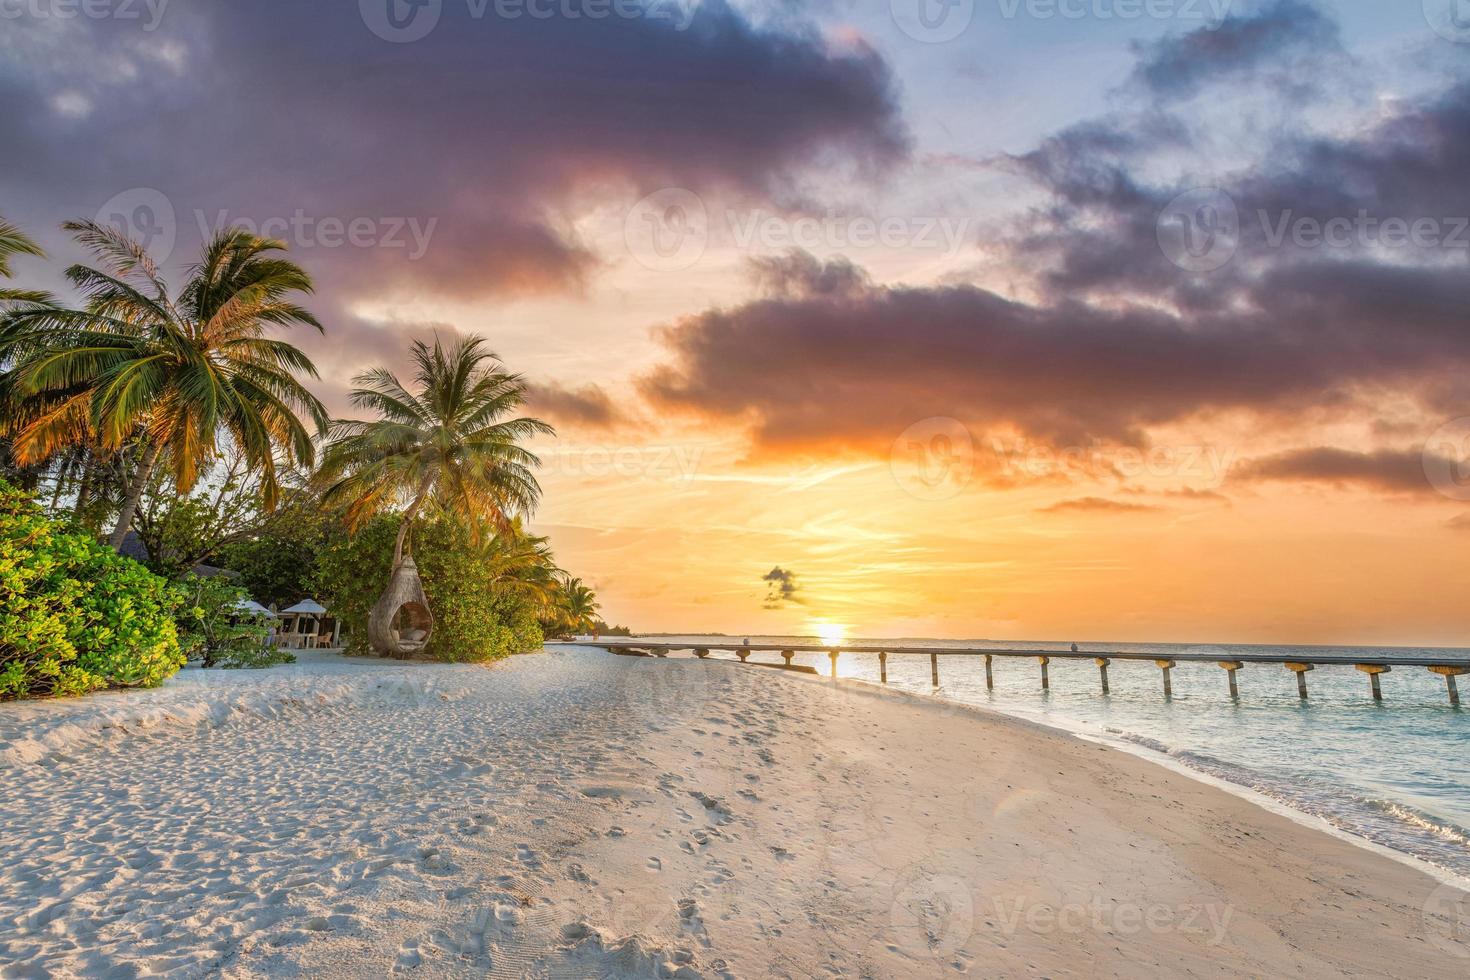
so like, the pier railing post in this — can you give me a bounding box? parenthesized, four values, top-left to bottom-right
(1286, 662, 1313, 699)
(1095, 657, 1110, 695)
(879, 651, 888, 684)
(1218, 661, 1243, 700)
(1354, 664, 1389, 701)
(1155, 659, 1176, 698)
(984, 654, 994, 691)
(1038, 655, 1050, 691)
(930, 652, 940, 687)
(1429, 666, 1468, 706)
(828, 649, 839, 679)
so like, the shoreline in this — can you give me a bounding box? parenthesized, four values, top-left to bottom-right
(736, 658, 1470, 892)
(3, 646, 1467, 976)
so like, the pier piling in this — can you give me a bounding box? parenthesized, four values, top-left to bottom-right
(1155, 659, 1176, 698)
(1219, 661, 1243, 700)
(694, 647, 709, 659)
(1286, 662, 1314, 699)
(828, 649, 839, 679)
(879, 651, 888, 684)
(1429, 666, 1468, 706)
(1038, 656, 1050, 691)
(984, 654, 994, 691)
(1355, 664, 1390, 701)
(781, 649, 794, 668)
(930, 652, 940, 687)
(1095, 657, 1110, 694)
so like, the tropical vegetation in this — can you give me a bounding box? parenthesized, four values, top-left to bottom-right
(0, 214, 603, 699)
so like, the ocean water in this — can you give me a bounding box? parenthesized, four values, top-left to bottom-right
(611, 635, 1470, 882)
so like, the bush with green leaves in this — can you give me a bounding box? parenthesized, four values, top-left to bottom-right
(314, 514, 543, 663)
(0, 480, 184, 700)
(175, 576, 295, 670)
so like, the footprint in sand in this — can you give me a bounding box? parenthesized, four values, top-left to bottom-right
(646, 857, 662, 872)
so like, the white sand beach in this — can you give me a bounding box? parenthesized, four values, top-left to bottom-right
(2, 645, 1466, 978)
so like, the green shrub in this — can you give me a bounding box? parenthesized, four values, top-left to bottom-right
(176, 576, 296, 670)
(314, 514, 543, 663)
(0, 480, 184, 700)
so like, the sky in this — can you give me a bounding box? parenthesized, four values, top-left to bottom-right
(4, 0, 1470, 645)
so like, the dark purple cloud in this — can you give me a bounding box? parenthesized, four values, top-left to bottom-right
(2, 0, 907, 304)
(639, 5, 1470, 465)
(1129, 0, 1344, 101)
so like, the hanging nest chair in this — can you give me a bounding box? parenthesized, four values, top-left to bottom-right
(368, 556, 434, 658)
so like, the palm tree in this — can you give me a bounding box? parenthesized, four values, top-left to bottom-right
(4, 221, 328, 550)
(558, 576, 600, 635)
(0, 218, 46, 305)
(319, 334, 553, 655)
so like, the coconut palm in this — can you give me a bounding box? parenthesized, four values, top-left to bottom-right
(557, 576, 600, 635)
(0, 218, 46, 305)
(318, 334, 553, 655)
(4, 221, 328, 550)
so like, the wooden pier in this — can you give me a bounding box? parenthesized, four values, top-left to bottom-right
(581, 641, 1470, 705)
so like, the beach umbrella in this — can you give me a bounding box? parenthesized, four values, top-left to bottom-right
(232, 597, 276, 618)
(281, 599, 328, 615)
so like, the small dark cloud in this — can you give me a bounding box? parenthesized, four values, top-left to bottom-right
(1232, 447, 1444, 496)
(1038, 497, 1161, 515)
(1448, 514, 1470, 532)
(762, 566, 804, 608)
(747, 249, 870, 299)
(1130, 0, 1343, 102)
(524, 381, 628, 431)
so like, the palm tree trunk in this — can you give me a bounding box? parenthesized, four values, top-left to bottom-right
(74, 453, 94, 519)
(108, 442, 162, 552)
(392, 477, 435, 566)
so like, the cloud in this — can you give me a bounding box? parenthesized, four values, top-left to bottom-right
(1129, 0, 1343, 101)
(1448, 514, 1470, 532)
(637, 9, 1470, 466)
(1232, 447, 1446, 496)
(762, 566, 804, 607)
(3, 1, 907, 306)
(747, 249, 871, 299)
(524, 381, 629, 431)
(1038, 497, 1161, 515)
(638, 248, 1470, 456)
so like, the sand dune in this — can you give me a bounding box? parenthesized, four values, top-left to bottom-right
(1, 646, 1465, 977)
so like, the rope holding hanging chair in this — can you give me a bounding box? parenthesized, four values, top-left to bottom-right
(368, 556, 434, 658)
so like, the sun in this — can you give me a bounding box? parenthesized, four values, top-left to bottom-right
(811, 620, 848, 647)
